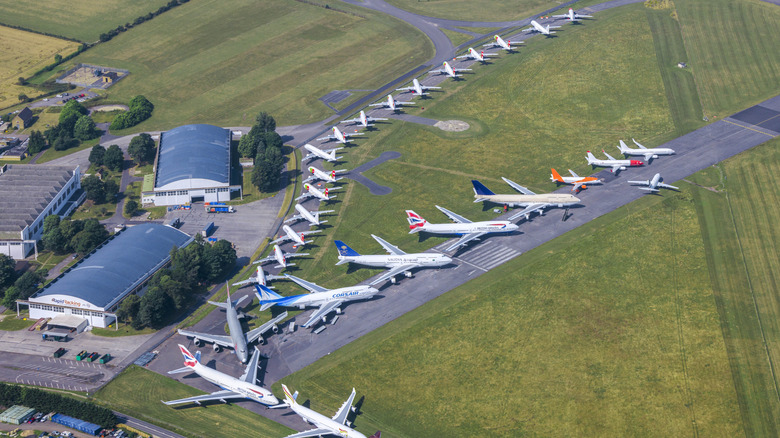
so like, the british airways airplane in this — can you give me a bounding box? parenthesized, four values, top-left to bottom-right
(406, 205, 518, 252)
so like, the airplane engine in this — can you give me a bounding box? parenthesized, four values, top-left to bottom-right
(346, 421, 353, 427)
(272, 324, 279, 334)
(298, 305, 306, 310)
(257, 337, 266, 345)
(652, 154, 659, 159)
(404, 271, 412, 278)
(390, 277, 397, 284)
(213, 344, 221, 353)
(335, 308, 342, 314)
(193, 338, 202, 347)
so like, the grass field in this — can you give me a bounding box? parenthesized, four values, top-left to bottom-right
(383, 0, 558, 22)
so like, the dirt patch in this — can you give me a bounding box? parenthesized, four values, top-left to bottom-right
(89, 104, 129, 112)
(434, 120, 470, 131)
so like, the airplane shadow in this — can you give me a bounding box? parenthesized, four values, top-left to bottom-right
(348, 395, 366, 426)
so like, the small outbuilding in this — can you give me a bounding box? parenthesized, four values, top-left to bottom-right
(12, 107, 33, 129)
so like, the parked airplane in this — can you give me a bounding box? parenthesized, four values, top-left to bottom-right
(429, 61, 472, 78)
(253, 244, 308, 269)
(334, 235, 451, 285)
(317, 126, 364, 145)
(396, 78, 441, 96)
(406, 206, 518, 252)
(303, 144, 343, 163)
(553, 8, 593, 21)
(177, 286, 288, 362)
(305, 166, 347, 184)
(457, 47, 497, 63)
(369, 94, 415, 112)
(163, 345, 279, 407)
(586, 150, 644, 174)
(296, 183, 341, 202)
(232, 265, 282, 288)
(550, 168, 603, 192)
(628, 173, 679, 192)
(472, 178, 581, 221)
(277, 384, 379, 438)
(483, 34, 523, 51)
(256, 276, 378, 328)
(618, 139, 675, 163)
(285, 203, 334, 227)
(522, 20, 561, 35)
(270, 224, 322, 247)
(341, 110, 387, 128)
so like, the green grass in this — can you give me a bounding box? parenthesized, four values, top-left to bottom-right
(36, 137, 100, 164)
(0, 314, 33, 331)
(30, 250, 69, 273)
(439, 28, 475, 48)
(383, 0, 555, 22)
(91, 325, 155, 337)
(93, 366, 293, 438)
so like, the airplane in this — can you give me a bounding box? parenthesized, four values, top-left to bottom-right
(456, 47, 498, 63)
(550, 168, 603, 193)
(628, 173, 679, 192)
(277, 384, 379, 438)
(256, 276, 378, 328)
(618, 138, 675, 163)
(553, 8, 593, 21)
(522, 20, 561, 36)
(396, 78, 441, 96)
(162, 344, 279, 407)
(177, 285, 288, 362)
(369, 94, 415, 112)
(586, 150, 644, 174)
(285, 203, 334, 227)
(334, 235, 451, 285)
(406, 205, 518, 252)
(341, 110, 387, 128)
(270, 224, 322, 247)
(295, 183, 341, 202)
(483, 34, 523, 52)
(232, 265, 283, 288)
(305, 166, 348, 184)
(303, 144, 343, 163)
(472, 178, 581, 221)
(252, 244, 308, 269)
(428, 61, 472, 78)
(316, 126, 364, 145)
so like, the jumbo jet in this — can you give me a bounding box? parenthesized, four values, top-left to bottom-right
(586, 150, 644, 174)
(629, 173, 679, 192)
(522, 20, 561, 36)
(270, 224, 322, 247)
(483, 35, 523, 51)
(253, 244, 308, 269)
(303, 144, 343, 163)
(162, 345, 279, 407)
(296, 183, 341, 202)
(334, 235, 451, 285)
(276, 384, 379, 438)
(457, 47, 498, 63)
(369, 94, 415, 112)
(618, 139, 675, 163)
(472, 178, 581, 221)
(316, 126, 364, 145)
(341, 110, 387, 128)
(256, 276, 378, 328)
(550, 168, 603, 193)
(406, 205, 518, 252)
(429, 61, 472, 78)
(285, 203, 334, 227)
(305, 166, 348, 184)
(232, 266, 283, 288)
(553, 8, 593, 21)
(396, 78, 441, 96)
(177, 286, 288, 362)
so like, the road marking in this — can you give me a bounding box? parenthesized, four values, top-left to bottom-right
(454, 257, 487, 272)
(723, 119, 777, 137)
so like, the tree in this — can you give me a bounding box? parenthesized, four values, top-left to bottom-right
(136, 287, 172, 329)
(42, 226, 67, 254)
(81, 175, 106, 204)
(252, 146, 284, 192)
(254, 112, 276, 133)
(0, 254, 16, 292)
(237, 128, 261, 158)
(104, 179, 119, 202)
(110, 96, 154, 130)
(59, 100, 88, 126)
(27, 131, 46, 154)
(127, 133, 155, 165)
(124, 199, 139, 217)
(103, 144, 124, 171)
(17, 93, 28, 103)
(73, 115, 98, 141)
(3, 270, 46, 306)
(43, 214, 60, 234)
(58, 218, 83, 242)
(54, 54, 62, 63)
(70, 228, 104, 256)
(88, 145, 106, 167)
(116, 294, 140, 323)
(201, 240, 237, 282)
(264, 131, 283, 150)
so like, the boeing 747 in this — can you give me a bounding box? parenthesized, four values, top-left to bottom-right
(406, 206, 518, 252)
(472, 178, 581, 221)
(232, 266, 282, 288)
(277, 385, 379, 438)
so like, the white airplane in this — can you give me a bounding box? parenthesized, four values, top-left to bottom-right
(316, 126, 364, 145)
(522, 20, 561, 36)
(553, 8, 593, 21)
(396, 78, 441, 96)
(406, 206, 518, 252)
(550, 168, 603, 193)
(483, 34, 523, 52)
(457, 47, 498, 63)
(295, 183, 341, 202)
(270, 224, 322, 247)
(285, 203, 334, 227)
(253, 244, 308, 269)
(429, 61, 472, 78)
(334, 235, 452, 285)
(618, 138, 675, 163)
(472, 178, 581, 221)
(341, 110, 387, 128)
(369, 94, 415, 112)
(256, 276, 378, 328)
(586, 150, 644, 174)
(304, 166, 348, 184)
(177, 286, 288, 361)
(277, 384, 379, 438)
(303, 144, 343, 163)
(629, 173, 679, 192)
(163, 345, 279, 407)
(232, 265, 283, 288)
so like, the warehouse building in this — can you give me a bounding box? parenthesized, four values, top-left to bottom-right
(142, 124, 241, 206)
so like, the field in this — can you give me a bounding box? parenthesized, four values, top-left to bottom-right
(383, 0, 560, 22)
(69, 0, 433, 129)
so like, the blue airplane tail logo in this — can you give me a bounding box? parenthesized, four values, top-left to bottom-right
(471, 180, 495, 196)
(334, 240, 360, 257)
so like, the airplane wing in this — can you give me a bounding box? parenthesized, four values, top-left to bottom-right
(369, 102, 388, 107)
(300, 230, 323, 236)
(303, 300, 344, 328)
(284, 274, 328, 293)
(232, 278, 257, 286)
(628, 180, 649, 185)
(343, 132, 364, 137)
(549, 25, 562, 29)
(283, 429, 335, 438)
(340, 117, 360, 124)
(246, 311, 288, 344)
(435, 205, 471, 224)
(501, 177, 536, 195)
(239, 348, 261, 383)
(177, 329, 234, 348)
(367, 116, 389, 121)
(482, 42, 499, 48)
(332, 388, 357, 424)
(571, 182, 585, 192)
(371, 234, 406, 255)
(552, 13, 568, 18)
(658, 183, 679, 190)
(252, 254, 277, 265)
(270, 235, 292, 244)
(315, 135, 335, 141)
(568, 169, 580, 178)
(644, 153, 655, 162)
(163, 390, 242, 406)
(508, 203, 547, 221)
(370, 264, 417, 285)
(395, 101, 415, 105)
(611, 165, 623, 174)
(395, 86, 415, 92)
(453, 68, 473, 72)
(445, 232, 486, 252)
(638, 187, 660, 192)
(428, 68, 446, 74)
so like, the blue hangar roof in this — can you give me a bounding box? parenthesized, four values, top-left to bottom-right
(33, 224, 192, 310)
(154, 124, 231, 189)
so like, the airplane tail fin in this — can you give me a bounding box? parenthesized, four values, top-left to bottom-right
(255, 284, 283, 311)
(471, 180, 495, 197)
(281, 384, 298, 406)
(406, 210, 427, 233)
(369, 432, 382, 438)
(178, 344, 200, 367)
(334, 240, 360, 257)
(550, 168, 564, 183)
(618, 140, 629, 153)
(586, 151, 596, 164)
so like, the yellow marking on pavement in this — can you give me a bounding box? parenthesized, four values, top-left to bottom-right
(723, 119, 777, 137)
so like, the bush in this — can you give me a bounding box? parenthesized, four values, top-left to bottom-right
(109, 96, 154, 130)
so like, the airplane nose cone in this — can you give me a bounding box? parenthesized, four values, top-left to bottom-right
(442, 256, 453, 263)
(266, 394, 280, 405)
(508, 224, 520, 230)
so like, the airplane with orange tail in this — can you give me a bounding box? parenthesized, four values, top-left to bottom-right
(550, 168, 603, 192)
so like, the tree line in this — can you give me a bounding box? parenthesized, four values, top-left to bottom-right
(109, 96, 154, 130)
(99, 0, 190, 43)
(239, 112, 287, 193)
(0, 257, 46, 309)
(0, 382, 118, 428)
(28, 100, 101, 155)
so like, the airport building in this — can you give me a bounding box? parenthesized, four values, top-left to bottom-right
(142, 124, 241, 206)
(0, 164, 83, 260)
(22, 223, 193, 328)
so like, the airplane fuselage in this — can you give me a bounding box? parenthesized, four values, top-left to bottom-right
(281, 225, 306, 246)
(339, 254, 450, 268)
(590, 159, 643, 168)
(282, 286, 378, 308)
(559, 176, 601, 185)
(622, 147, 675, 157)
(303, 184, 330, 201)
(531, 20, 551, 34)
(304, 144, 340, 162)
(189, 363, 278, 405)
(419, 222, 517, 235)
(476, 193, 580, 207)
(225, 303, 250, 363)
(295, 204, 322, 226)
(308, 167, 338, 183)
(289, 403, 366, 438)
